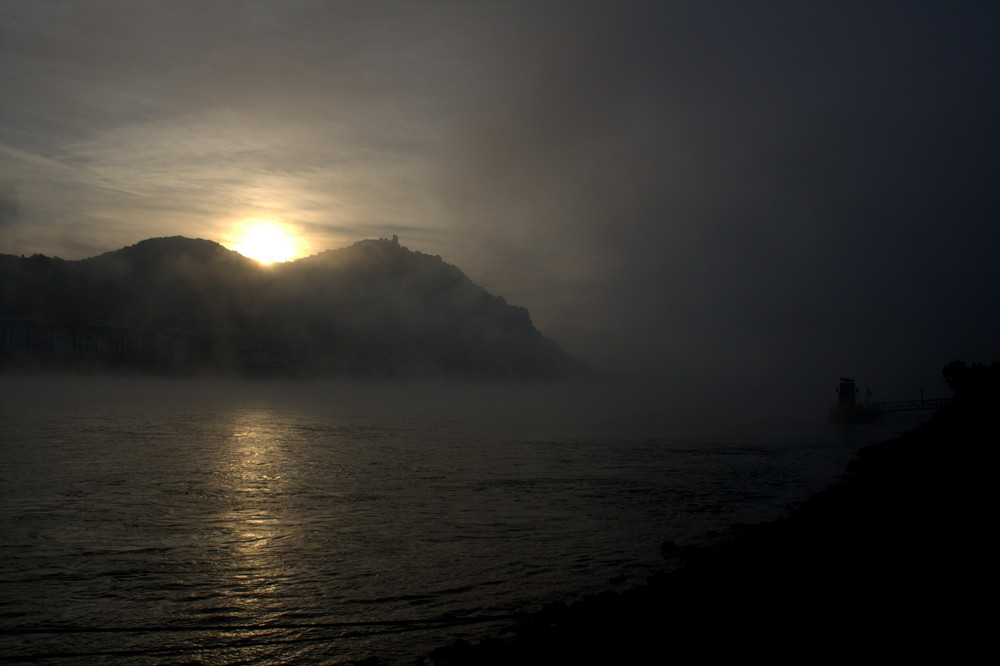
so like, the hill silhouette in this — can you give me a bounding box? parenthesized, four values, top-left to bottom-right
(0, 236, 584, 379)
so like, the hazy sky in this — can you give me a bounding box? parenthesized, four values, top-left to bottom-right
(2, 1, 998, 401)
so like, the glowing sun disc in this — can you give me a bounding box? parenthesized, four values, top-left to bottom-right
(233, 222, 297, 263)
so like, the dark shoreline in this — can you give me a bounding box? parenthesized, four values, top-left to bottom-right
(414, 395, 991, 664)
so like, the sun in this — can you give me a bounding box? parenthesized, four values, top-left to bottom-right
(232, 221, 298, 264)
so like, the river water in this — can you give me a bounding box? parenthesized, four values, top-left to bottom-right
(0, 375, 925, 664)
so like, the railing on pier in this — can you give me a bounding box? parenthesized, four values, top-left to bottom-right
(870, 398, 950, 413)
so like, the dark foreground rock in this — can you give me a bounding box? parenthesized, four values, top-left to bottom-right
(422, 393, 993, 664)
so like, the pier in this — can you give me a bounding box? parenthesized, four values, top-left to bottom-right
(870, 398, 950, 413)
(831, 377, 949, 422)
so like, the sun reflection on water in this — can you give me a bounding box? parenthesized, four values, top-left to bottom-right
(210, 409, 298, 623)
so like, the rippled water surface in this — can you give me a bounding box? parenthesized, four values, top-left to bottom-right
(0, 376, 924, 663)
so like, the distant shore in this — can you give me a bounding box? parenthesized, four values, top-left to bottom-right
(415, 390, 991, 665)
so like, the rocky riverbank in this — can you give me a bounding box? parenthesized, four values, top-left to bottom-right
(417, 371, 993, 664)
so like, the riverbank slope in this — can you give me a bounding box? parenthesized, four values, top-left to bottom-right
(423, 385, 993, 664)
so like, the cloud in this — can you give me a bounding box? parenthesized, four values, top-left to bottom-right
(0, 184, 18, 228)
(1, 1, 999, 397)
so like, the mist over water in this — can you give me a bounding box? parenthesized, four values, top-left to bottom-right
(0, 375, 927, 663)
